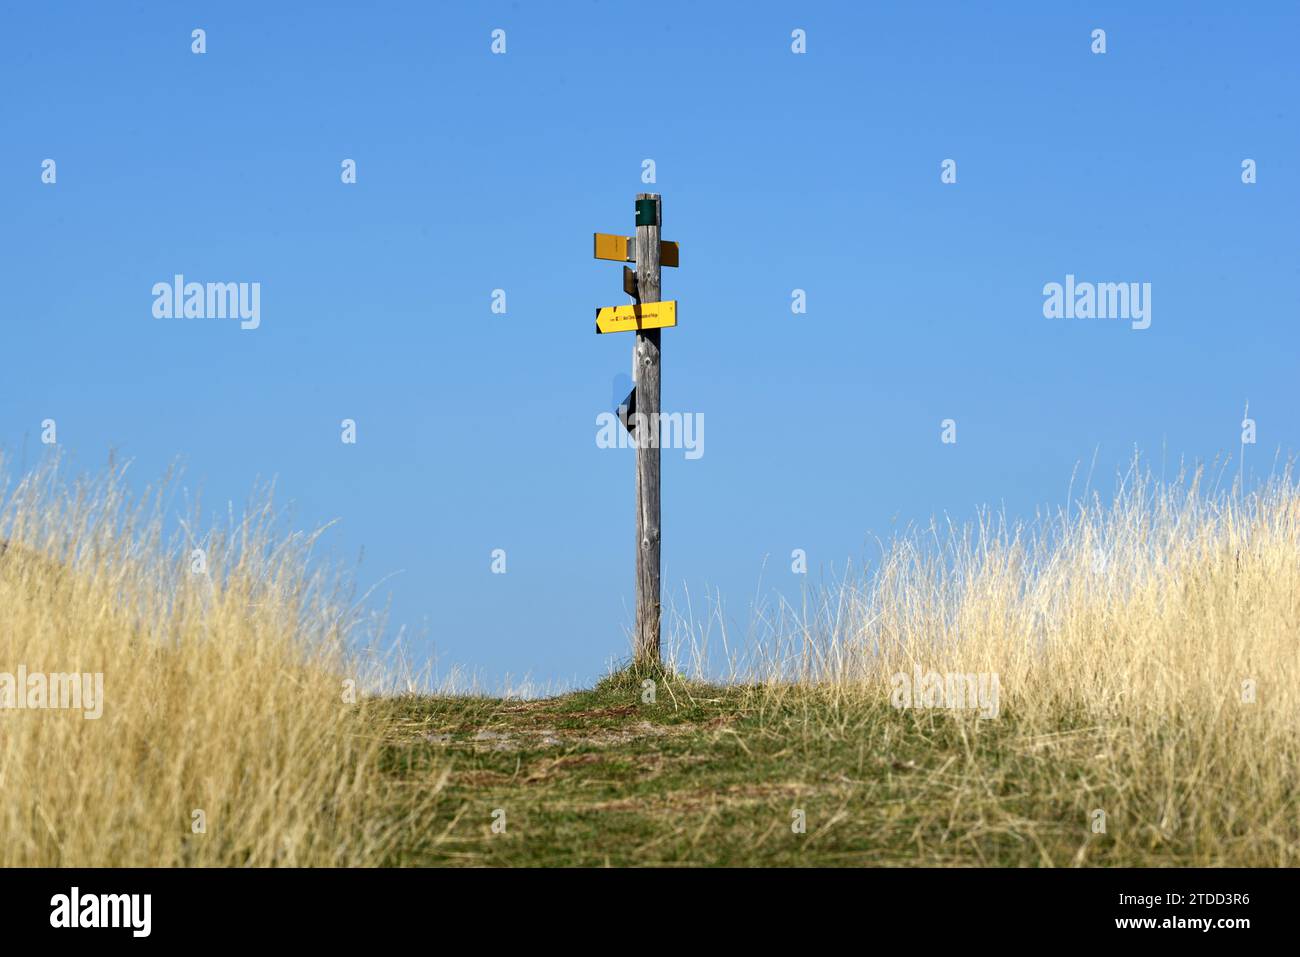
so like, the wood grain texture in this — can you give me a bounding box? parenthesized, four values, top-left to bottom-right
(633, 193, 662, 667)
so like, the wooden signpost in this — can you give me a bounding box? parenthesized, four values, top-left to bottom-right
(592, 193, 675, 668)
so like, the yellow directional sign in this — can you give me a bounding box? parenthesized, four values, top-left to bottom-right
(595, 300, 677, 334)
(593, 234, 680, 267)
(594, 233, 631, 263)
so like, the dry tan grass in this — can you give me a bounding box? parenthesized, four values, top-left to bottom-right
(0, 459, 439, 866)
(4, 452, 1295, 866)
(702, 462, 1300, 865)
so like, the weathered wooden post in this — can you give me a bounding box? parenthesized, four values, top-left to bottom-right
(592, 195, 679, 670)
(632, 193, 662, 668)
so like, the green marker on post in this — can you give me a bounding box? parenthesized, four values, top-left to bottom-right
(635, 198, 658, 227)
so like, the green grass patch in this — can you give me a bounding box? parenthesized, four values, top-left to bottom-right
(366, 675, 1275, 867)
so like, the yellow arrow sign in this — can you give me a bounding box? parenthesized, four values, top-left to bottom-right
(594, 233, 631, 262)
(593, 234, 680, 267)
(595, 300, 677, 334)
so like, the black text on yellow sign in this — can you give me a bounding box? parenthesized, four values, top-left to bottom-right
(595, 300, 678, 334)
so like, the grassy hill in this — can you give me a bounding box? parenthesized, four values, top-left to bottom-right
(2, 457, 1297, 867)
(371, 666, 1295, 867)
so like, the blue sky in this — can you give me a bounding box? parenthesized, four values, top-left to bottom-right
(3, 2, 1297, 690)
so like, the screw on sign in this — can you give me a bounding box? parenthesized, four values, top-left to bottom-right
(591, 194, 678, 667)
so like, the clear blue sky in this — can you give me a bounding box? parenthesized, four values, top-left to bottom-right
(3, 2, 1297, 690)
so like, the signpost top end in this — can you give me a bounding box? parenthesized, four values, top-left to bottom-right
(635, 194, 661, 228)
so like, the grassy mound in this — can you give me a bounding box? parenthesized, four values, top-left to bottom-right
(3, 458, 1296, 866)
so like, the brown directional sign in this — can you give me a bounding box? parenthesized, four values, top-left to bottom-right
(593, 233, 679, 267)
(617, 386, 637, 433)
